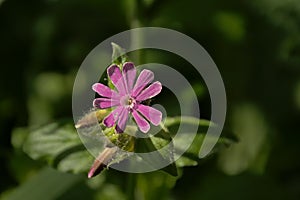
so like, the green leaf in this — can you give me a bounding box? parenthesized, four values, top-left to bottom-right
(22, 121, 92, 174)
(175, 156, 198, 167)
(135, 130, 178, 176)
(164, 116, 213, 127)
(2, 167, 83, 200)
(56, 150, 93, 174)
(20, 115, 236, 175)
(164, 116, 238, 168)
(11, 127, 30, 150)
(111, 42, 128, 65)
(136, 171, 178, 200)
(150, 131, 178, 176)
(21, 118, 138, 176)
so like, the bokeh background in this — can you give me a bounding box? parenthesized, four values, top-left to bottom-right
(1, 0, 300, 199)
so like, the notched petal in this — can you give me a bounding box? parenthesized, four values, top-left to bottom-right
(131, 69, 154, 97)
(115, 107, 129, 133)
(135, 81, 162, 101)
(122, 62, 136, 93)
(93, 98, 119, 109)
(92, 83, 119, 99)
(137, 104, 162, 126)
(107, 64, 127, 94)
(132, 110, 150, 133)
(103, 106, 122, 127)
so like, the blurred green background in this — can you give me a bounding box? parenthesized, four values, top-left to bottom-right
(1, 0, 300, 199)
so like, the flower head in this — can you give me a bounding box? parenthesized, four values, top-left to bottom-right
(92, 62, 162, 133)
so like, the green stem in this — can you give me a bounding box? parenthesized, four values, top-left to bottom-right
(125, 0, 143, 64)
(126, 173, 137, 200)
(124, 1, 140, 199)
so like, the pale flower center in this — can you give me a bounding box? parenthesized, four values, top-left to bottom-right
(120, 95, 136, 110)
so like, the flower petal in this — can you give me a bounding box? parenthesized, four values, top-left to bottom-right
(103, 106, 123, 127)
(132, 110, 150, 133)
(122, 62, 136, 93)
(135, 81, 162, 101)
(137, 104, 162, 126)
(93, 98, 119, 109)
(116, 107, 129, 133)
(107, 64, 127, 95)
(131, 69, 154, 97)
(92, 83, 120, 99)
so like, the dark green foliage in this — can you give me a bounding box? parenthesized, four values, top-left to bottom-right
(1, 0, 300, 199)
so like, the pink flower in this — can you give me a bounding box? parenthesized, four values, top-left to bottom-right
(92, 62, 162, 133)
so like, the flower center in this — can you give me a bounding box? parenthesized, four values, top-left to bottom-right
(120, 95, 136, 110)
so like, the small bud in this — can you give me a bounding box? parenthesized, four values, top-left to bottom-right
(75, 109, 108, 129)
(88, 147, 118, 178)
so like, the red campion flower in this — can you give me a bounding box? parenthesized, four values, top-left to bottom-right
(92, 62, 162, 133)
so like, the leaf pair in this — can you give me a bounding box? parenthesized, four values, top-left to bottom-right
(16, 115, 237, 177)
